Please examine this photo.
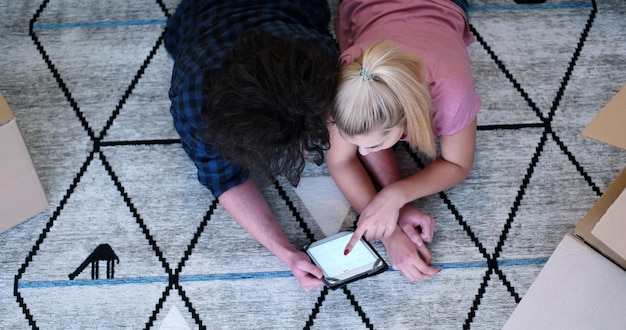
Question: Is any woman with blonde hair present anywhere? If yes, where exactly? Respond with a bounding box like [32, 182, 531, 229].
[327, 0, 481, 282]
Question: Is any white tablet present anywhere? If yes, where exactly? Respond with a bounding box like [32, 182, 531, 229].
[305, 231, 388, 289]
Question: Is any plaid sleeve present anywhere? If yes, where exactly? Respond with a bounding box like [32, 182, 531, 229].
[169, 75, 248, 198]
[164, 0, 337, 197]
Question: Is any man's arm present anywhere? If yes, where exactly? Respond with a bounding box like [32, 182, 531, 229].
[169, 91, 324, 290]
[218, 178, 324, 291]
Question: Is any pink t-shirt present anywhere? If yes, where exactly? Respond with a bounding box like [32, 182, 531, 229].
[335, 0, 481, 136]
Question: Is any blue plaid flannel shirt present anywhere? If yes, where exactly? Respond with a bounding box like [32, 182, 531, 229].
[165, 0, 338, 198]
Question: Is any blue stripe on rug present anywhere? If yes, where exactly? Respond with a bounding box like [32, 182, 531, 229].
[31, 19, 167, 30]
[29, 2, 593, 31]
[17, 257, 548, 289]
[469, 2, 592, 12]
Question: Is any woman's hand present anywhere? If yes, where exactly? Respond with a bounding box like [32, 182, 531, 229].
[344, 187, 403, 254]
[398, 204, 435, 247]
[381, 227, 440, 281]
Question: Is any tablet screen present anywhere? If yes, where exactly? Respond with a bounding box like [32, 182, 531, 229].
[307, 232, 378, 280]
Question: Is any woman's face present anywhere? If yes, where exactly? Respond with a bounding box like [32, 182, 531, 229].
[340, 124, 405, 156]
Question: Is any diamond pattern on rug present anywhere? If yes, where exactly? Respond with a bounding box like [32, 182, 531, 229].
[16, 155, 169, 329]
[103, 49, 178, 142]
[8, 0, 623, 329]
[101, 144, 212, 265]
[469, 2, 594, 114]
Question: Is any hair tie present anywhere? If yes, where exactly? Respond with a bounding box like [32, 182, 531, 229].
[359, 66, 378, 81]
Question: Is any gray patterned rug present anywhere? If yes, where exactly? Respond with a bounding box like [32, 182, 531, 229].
[1, 0, 626, 329]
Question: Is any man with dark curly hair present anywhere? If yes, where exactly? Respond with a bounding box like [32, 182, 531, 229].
[165, 0, 339, 291]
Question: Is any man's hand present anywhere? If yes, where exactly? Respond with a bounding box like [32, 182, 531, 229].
[289, 251, 325, 291]
[219, 180, 325, 292]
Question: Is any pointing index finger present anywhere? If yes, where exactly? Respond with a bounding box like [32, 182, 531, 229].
[343, 229, 364, 255]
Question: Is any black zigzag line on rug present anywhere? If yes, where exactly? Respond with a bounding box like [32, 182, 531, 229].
[490, 0, 600, 271]
[28, 0, 95, 141]
[468, 25, 546, 124]
[273, 180, 317, 243]
[552, 132, 601, 196]
[274, 180, 326, 325]
[25, 0, 185, 327]
[100, 152, 171, 272]
[169, 200, 219, 330]
[144, 282, 209, 330]
[116, 2, 281, 326]
[463, 268, 491, 330]
[477, 123, 543, 131]
[303, 287, 330, 330]
[493, 266, 520, 302]
[274, 181, 340, 328]
[155, 0, 173, 20]
[464, 22, 546, 308]
[302, 283, 374, 330]
[438, 161, 500, 326]
[462, 2, 599, 328]
[21, 8, 112, 330]
[97, 0, 170, 142]
[442, 188, 506, 327]
[95, 0, 170, 145]
[342, 286, 375, 330]
[542, 0, 601, 197]
[146, 284, 175, 330]
[101, 151, 201, 329]
[469, 0, 600, 197]
[274, 180, 374, 329]
[401, 141, 498, 328]
[549, 4, 601, 197]
[143, 200, 218, 329]
[488, 135, 550, 307]
[174, 281, 207, 330]
[545, 0, 597, 124]
[176, 199, 219, 275]
[400, 141, 500, 329]
[401, 143, 489, 256]
[492, 131, 548, 285]
[98, 31, 167, 141]
[14, 151, 96, 330]
[101, 139, 182, 147]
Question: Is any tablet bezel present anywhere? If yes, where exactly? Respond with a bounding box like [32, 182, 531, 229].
[305, 231, 388, 288]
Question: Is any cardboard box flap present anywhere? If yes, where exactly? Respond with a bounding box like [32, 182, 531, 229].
[0, 91, 49, 233]
[503, 234, 626, 329]
[0, 92, 15, 125]
[591, 186, 626, 259]
[582, 83, 626, 150]
[573, 167, 626, 270]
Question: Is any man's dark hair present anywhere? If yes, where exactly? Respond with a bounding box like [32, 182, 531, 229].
[202, 30, 339, 186]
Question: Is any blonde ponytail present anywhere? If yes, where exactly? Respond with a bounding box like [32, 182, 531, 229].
[333, 41, 435, 156]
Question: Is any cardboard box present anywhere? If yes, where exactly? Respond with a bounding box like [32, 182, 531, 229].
[574, 83, 626, 270]
[503, 235, 626, 329]
[0, 92, 48, 233]
[504, 84, 626, 328]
